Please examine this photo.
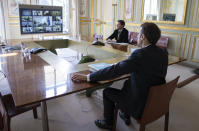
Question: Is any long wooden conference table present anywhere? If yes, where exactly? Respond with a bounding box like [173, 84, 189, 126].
[0, 39, 184, 131]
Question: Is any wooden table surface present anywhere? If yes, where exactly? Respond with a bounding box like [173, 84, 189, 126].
[0, 39, 183, 107]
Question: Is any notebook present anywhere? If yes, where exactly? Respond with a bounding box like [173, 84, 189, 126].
[88, 63, 112, 71]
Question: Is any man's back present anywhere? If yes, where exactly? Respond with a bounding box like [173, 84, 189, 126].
[124, 44, 168, 118]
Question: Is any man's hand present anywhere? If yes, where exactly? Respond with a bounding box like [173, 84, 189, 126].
[71, 73, 87, 83]
[107, 39, 112, 42]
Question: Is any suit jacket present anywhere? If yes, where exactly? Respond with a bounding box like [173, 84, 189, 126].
[107, 28, 129, 43]
[90, 44, 168, 118]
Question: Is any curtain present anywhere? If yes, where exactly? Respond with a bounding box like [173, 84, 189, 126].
[0, 0, 10, 42]
[71, 0, 80, 39]
[0, 0, 6, 41]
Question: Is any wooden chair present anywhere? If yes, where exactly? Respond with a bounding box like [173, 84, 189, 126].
[113, 76, 180, 131]
[0, 93, 40, 131]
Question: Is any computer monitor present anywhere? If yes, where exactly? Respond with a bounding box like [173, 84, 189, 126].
[19, 4, 63, 34]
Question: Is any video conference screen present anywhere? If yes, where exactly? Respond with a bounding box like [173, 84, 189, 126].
[19, 5, 63, 34]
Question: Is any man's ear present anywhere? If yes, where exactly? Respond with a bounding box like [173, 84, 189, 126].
[140, 34, 145, 41]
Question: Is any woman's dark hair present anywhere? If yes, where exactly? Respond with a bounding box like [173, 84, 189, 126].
[141, 22, 161, 45]
[118, 20, 125, 27]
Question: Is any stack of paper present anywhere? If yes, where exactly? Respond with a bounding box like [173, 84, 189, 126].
[88, 63, 112, 71]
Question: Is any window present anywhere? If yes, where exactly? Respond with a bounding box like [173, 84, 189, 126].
[144, 0, 158, 19]
[38, 0, 70, 33]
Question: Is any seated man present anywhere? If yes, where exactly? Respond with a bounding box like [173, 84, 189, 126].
[107, 20, 129, 43]
[71, 22, 168, 130]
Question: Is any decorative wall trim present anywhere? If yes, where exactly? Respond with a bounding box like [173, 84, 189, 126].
[190, 0, 197, 26]
[182, 34, 187, 58]
[80, 22, 90, 41]
[7, 0, 31, 18]
[123, 0, 134, 21]
[162, 32, 183, 57]
[126, 23, 199, 32]
[94, 23, 101, 35]
[186, 34, 192, 59]
[133, 0, 137, 21]
[80, 20, 91, 22]
[190, 35, 199, 63]
[8, 19, 19, 23]
[90, 0, 94, 41]
[94, 0, 102, 21]
[79, 0, 89, 19]
[141, 0, 187, 25]
[103, 0, 113, 23]
[103, 24, 112, 39]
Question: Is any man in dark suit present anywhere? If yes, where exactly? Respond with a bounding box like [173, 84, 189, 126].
[107, 20, 129, 43]
[72, 22, 168, 130]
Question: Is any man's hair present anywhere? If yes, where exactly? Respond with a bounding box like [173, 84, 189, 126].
[118, 20, 125, 27]
[140, 22, 161, 45]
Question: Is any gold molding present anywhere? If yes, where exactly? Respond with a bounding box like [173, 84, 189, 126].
[7, 0, 31, 18]
[190, 0, 197, 26]
[103, 24, 112, 27]
[90, 0, 94, 41]
[95, 0, 102, 21]
[103, 24, 113, 39]
[8, 23, 19, 26]
[8, 19, 19, 23]
[80, 22, 90, 41]
[158, 26, 199, 32]
[80, 20, 91, 22]
[182, 34, 187, 58]
[141, 0, 144, 22]
[95, 19, 106, 24]
[133, 0, 137, 20]
[126, 23, 141, 27]
[94, 23, 102, 35]
[162, 32, 183, 57]
[123, 0, 134, 21]
[80, 0, 89, 19]
[195, 1, 199, 25]
[141, 0, 188, 25]
[103, 0, 113, 22]
[125, 23, 199, 32]
[190, 35, 199, 63]
[186, 34, 192, 59]
[104, 20, 112, 23]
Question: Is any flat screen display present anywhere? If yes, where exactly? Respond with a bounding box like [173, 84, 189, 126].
[19, 5, 63, 34]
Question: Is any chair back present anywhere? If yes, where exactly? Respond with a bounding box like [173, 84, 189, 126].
[128, 32, 169, 49]
[93, 34, 103, 41]
[140, 76, 180, 124]
[0, 93, 8, 117]
[156, 36, 169, 49]
[128, 32, 138, 44]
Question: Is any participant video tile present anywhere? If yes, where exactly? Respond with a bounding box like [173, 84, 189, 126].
[32, 10, 43, 16]
[22, 10, 32, 16]
[22, 27, 33, 33]
[51, 11, 61, 16]
[21, 22, 33, 27]
[45, 27, 52, 32]
[53, 26, 62, 32]
[33, 16, 52, 27]
[34, 27, 44, 32]
[43, 10, 50, 16]
[21, 16, 32, 22]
